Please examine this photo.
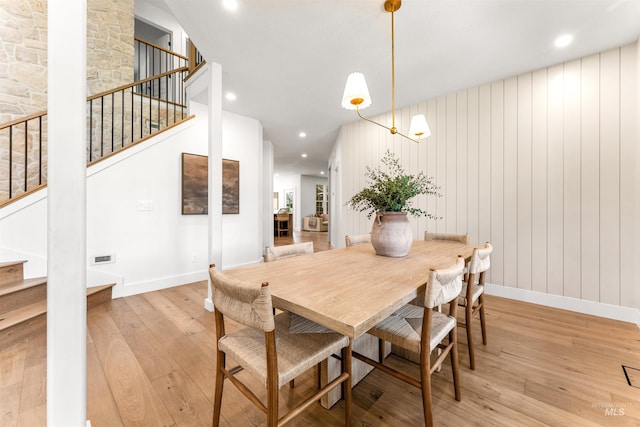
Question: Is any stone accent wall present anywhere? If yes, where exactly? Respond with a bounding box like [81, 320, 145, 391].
[0, 0, 134, 121]
[0, 0, 48, 124]
[87, 0, 134, 95]
[0, 0, 135, 202]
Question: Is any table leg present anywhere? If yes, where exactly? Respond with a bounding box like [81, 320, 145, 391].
[320, 334, 379, 408]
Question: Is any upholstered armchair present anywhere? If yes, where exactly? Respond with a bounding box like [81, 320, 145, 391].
[302, 214, 328, 232]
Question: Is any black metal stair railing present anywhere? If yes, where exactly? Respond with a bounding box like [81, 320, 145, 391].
[0, 112, 47, 201]
[134, 37, 189, 98]
[87, 66, 189, 163]
[0, 67, 189, 206]
[0, 39, 193, 207]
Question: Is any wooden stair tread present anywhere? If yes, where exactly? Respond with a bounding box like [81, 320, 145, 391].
[0, 260, 27, 288]
[87, 283, 115, 296]
[0, 277, 47, 298]
[0, 260, 27, 269]
[0, 300, 47, 330]
[0, 284, 115, 331]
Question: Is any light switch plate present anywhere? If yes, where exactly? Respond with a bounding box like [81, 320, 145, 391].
[137, 200, 153, 211]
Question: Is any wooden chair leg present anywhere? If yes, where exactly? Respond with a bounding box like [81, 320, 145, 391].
[450, 329, 461, 401]
[479, 295, 488, 345]
[419, 352, 433, 426]
[465, 303, 475, 370]
[212, 352, 225, 427]
[267, 379, 279, 427]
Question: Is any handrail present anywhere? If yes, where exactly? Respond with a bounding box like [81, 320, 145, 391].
[0, 37, 196, 205]
[187, 38, 205, 74]
[134, 37, 188, 61]
[0, 111, 47, 132]
[1, 68, 190, 204]
[134, 38, 188, 100]
[88, 67, 188, 101]
[87, 67, 188, 161]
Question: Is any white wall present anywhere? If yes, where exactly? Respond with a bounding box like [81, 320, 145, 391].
[135, 0, 188, 56]
[86, 110, 208, 297]
[300, 175, 328, 218]
[0, 193, 48, 278]
[335, 43, 639, 323]
[637, 39, 640, 316]
[221, 110, 264, 268]
[0, 103, 266, 297]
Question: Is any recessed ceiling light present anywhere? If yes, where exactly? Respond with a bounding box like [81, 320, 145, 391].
[320, 171, 324, 175]
[223, 0, 238, 11]
[301, 153, 307, 158]
[554, 34, 573, 48]
[299, 132, 306, 138]
[225, 92, 237, 101]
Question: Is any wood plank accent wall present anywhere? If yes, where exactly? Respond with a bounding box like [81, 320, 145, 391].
[339, 43, 638, 309]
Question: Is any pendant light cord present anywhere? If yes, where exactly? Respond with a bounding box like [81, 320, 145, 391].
[391, 9, 396, 133]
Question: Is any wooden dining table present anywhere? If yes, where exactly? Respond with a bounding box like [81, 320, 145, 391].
[224, 238, 475, 407]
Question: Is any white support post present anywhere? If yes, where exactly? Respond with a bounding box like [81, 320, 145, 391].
[47, 0, 88, 424]
[206, 62, 223, 311]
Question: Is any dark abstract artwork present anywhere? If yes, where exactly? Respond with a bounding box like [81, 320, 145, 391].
[181, 153, 208, 215]
[222, 159, 239, 214]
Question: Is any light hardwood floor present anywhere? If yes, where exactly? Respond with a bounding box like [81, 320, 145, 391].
[3, 241, 640, 426]
[274, 229, 331, 251]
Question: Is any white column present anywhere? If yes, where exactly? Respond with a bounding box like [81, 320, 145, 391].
[263, 141, 275, 251]
[205, 63, 223, 311]
[47, 0, 87, 425]
[636, 38, 640, 327]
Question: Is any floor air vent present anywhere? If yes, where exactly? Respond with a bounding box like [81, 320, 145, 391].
[622, 365, 640, 388]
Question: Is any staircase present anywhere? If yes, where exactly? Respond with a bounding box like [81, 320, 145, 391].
[0, 260, 113, 351]
[0, 37, 200, 207]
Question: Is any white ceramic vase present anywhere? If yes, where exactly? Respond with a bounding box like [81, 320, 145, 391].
[370, 211, 413, 257]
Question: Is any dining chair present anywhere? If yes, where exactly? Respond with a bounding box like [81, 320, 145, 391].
[353, 256, 465, 426]
[209, 265, 352, 427]
[425, 230, 470, 281]
[264, 241, 316, 388]
[265, 241, 314, 262]
[275, 212, 290, 237]
[458, 242, 492, 370]
[424, 231, 469, 244]
[345, 233, 371, 247]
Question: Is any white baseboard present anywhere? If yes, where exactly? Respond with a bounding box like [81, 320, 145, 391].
[485, 283, 640, 327]
[221, 257, 265, 270]
[112, 270, 209, 298]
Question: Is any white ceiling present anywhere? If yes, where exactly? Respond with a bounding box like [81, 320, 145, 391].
[154, 0, 640, 177]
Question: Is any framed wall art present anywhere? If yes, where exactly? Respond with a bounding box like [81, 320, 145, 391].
[222, 158, 240, 214]
[181, 152, 208, 215]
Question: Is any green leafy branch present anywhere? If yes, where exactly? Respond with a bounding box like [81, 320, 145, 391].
[347, 150, 441, 219]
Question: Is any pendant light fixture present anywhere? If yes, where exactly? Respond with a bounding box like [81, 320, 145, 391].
[341, 0, 430, 142]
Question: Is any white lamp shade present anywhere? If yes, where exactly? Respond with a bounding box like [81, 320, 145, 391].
[341, 72, 372, 110]
[409, 114, 431, 139]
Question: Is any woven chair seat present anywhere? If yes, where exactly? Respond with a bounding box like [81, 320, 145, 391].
[458, 283, 485, 307]
[219, 312, 348, 388]
[367, 304, 456, 355]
